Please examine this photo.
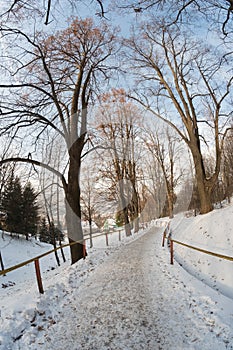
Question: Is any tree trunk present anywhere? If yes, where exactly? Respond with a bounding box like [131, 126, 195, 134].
[65, 200, 85, 264]
[131, 193, 140, 232]
[196, 177, 213, 214]
[89, 219, 93, 248]
[167, 192, 174, 219]
[123, 207, 131, 236]
[53, 239, 60, 266]
[57, 184, 66, 262]
[119, 181, 131, 236]
[190, 141, 213, 214]
[0, 251, 5, 275]
[134, 217, 140, 233]
[65, 145, 86, 264]
[59, 238, 66, 263]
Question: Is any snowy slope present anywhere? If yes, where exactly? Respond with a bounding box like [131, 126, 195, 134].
[171, 203, 233, 299]
[0, 201, 233, 349]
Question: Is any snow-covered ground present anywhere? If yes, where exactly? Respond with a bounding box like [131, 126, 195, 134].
[0, 201, 233, 349]
[171, 203, 233, 300]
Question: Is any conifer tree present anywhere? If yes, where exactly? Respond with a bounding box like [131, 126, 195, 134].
[48, 221, 64, 245]
[21, 183, 39, 240]
[39, 218, 64, 244]
[2, 177, 39, 238]
[38, 217, 50, 243]
[1, 175, 23, 234]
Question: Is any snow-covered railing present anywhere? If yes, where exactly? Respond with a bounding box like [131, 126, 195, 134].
[84, 223, 148, 247]
[84, 227, 126, 247]
[0, 239, 87, 294]
[162, 228, 233, 265]
[0, 226, 125, 278]
[0, 223, 148, 294]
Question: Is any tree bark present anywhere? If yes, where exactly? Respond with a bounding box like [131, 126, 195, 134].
[130, 187, 140, 232]
[189, 139, 213, 214]
[65, 140, 86, 264]
[167, 191, 174, 219]
[119, 181, 131, 236]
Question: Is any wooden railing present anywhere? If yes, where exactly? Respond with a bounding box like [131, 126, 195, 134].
[162, 223, 233, 264]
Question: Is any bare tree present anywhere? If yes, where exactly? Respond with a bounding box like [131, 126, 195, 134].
[222, 127, 233, 202]
[95, 89, 143, 234]
[80, 163, 102, 248]
[114, 0, 233, 35]
[38, 137, 66, 263]
[144, 126, 184, 218]
[126, 23, 233, 214]
[0, 17, 118, 263]
[2, 0, 233, 38]
[0, 0, 107, 25]
[138, 156, 166, 221]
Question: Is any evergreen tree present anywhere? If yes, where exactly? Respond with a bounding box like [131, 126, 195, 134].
[1, 175, 23, 234]
[2, 176, 39, 238]
[48, 222, 64, 245]
[21, 182, 39, 240]
[39, 218, 64, 244]
[38, 217, 50, 243]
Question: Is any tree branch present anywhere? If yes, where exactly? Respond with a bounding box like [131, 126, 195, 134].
[0, 157, 67, 189]
[45, 0, 52, 25]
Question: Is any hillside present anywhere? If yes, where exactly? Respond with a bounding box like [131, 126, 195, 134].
[171, 202, 233, 299]
[0, 201, 233, 349]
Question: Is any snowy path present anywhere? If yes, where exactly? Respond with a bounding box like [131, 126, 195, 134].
[23, 227, 233, 350]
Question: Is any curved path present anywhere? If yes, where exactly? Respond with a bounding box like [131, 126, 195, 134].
[29, 227, 233, 350]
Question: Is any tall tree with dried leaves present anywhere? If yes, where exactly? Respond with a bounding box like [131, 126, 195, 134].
[0, 17, 118, 263]
[126, 24, 233, 214]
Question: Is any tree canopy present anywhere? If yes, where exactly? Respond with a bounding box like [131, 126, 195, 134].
[0, 0, 232, 263]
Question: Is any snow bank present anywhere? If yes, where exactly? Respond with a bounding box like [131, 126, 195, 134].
[170, 203, 233, 299]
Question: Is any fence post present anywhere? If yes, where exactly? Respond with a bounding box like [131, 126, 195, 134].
[83, 239, 86, 259]
[119, 230, 121, 241]
[170, 240, 174, 265]
[34, 259, 44, 294]
[162, 231, 166, 247]
[0, 251, 6, 276]
[105, 230, 109, 246]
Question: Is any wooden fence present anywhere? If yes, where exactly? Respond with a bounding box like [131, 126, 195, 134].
[0, 227, 126, 294]
[162, 224, 233, 264]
